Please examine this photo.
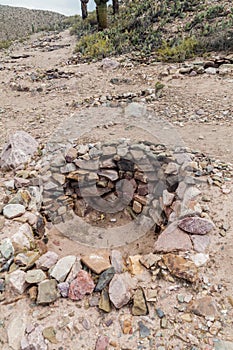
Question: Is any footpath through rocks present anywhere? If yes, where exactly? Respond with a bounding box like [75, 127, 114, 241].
[0, 29, 233, 350]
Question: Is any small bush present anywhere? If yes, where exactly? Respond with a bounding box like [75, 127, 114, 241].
[156, 37, 199, 62]
[75, 32, 114, 59]
[0, 40, 11, 50]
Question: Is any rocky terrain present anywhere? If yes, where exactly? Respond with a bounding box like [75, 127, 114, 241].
[0, 27, 233, 350]
[0, 5, 66, 41]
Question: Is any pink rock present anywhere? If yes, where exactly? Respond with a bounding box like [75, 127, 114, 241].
[178, 216, 214, 235]
[154, 222, 193, 253]
[191, 235, 210, 252]
[36, 251, 59, 270]
[109, 274, 131, 308]
[95, 335, 109, 350]
[68, 270, 95, 300]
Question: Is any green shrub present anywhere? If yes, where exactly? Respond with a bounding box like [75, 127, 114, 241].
[75, 32, 114, 59]
[0, 40, 11, 50]
[157, 37, 199, 62]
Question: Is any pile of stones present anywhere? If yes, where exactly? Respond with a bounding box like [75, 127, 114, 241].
[0, 128, 232, 315]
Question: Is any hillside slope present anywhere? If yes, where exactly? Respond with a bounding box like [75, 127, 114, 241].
[0, 4, 66, 41]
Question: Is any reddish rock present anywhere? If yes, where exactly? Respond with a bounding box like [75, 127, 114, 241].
[178, 216, 214, 235]
[68, 270, 95, 300]
[154, 222, 193, 253]
[162, 254, 198, 283]
[95, 335, 109, 350]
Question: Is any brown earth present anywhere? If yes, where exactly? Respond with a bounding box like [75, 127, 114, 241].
[0, 29, 233, 350]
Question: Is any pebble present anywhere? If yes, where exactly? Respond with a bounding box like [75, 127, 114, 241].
[37, 279, 59, 304]
[132, 288, 148, 316]
[42, 326, 58, 344]
[156, 308, 165, 318]
[3, 204, 26, 219]
[99, 290, 111, 313]
[138, 321, 151, 338]
[109, 274, 131, 308]
[58, 281, 70, 297]
[95, 335, 109, 350]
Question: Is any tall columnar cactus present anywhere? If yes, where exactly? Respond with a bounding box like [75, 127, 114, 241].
[112, 0, 119, 15]
[81, 0, 89, 19]
[94, 0, 109, 30]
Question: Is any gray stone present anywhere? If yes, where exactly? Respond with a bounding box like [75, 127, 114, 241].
[138, 321, 151, 338]
[3, 204, 26, 219]
[0, 238, 14, 259]
[36, 251, 59, 270]
[8, 270, 27, 294]
[205, 67, 217, 75]
[95, 267, 115, 292]
[25, 269, 47, 284]
[37, 279, 59, 304]
[98, 169, 119, 181]
[125, 103, 147, 118]
[50, 255, 76, 282]
[218, 64, 233, 76]
[0, 130, 39, 170]
[109, 274, 131, 308]
[110, 250, 124, 273]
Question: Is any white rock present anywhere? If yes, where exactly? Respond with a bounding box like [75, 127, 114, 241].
[190, 253, 209, 267]
[8, 270, 27, 294]
[109, 274, 131, 308]
[50, 255, 76, 282]
[7, 313, 27, 350]
[3, 204, 26, 219]
[11, 223, 34, 249]
[0, 130, 39, 170]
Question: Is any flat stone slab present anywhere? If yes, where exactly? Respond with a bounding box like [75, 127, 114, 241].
[154, 222, 193, 253]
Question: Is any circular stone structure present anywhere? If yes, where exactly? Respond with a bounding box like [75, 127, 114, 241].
[40, 104, 195, 248]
